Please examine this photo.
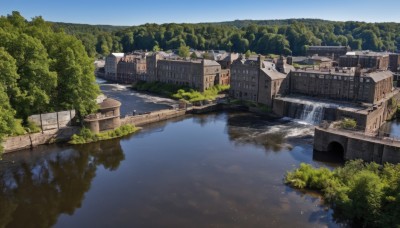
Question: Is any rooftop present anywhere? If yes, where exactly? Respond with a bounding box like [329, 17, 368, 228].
[99, 98, 121, 109]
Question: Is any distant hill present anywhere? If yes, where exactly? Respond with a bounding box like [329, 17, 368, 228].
[51, 22, 129, 34]
[202, 18, 337, 28]
[47, 19, 400, 57]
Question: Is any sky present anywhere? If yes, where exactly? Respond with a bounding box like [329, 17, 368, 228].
[1, 0, 400, 26]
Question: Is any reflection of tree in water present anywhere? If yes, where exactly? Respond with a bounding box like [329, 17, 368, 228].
[192, 113, 217, 127]
[0, 139, 124, 228]
[226, 113, 286, 152]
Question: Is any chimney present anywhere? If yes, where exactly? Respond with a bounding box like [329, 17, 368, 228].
[258, 54, 265, 68]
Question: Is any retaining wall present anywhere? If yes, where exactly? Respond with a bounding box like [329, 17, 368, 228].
[314, 127, 400, 163]
[121, 109, 187, 126]
[3, 127, 80, 153]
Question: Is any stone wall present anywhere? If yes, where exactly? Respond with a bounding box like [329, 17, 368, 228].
[3, 127, 80, 153]
[314, 127, 400, 164]
[28, 110, 76, 131]
[121, 109, 186, 126]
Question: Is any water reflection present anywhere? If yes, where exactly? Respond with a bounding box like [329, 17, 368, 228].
[0, 112, 339, 227]
[0, 140, 124, 228]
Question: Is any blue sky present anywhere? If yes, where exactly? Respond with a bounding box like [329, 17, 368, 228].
[1, 0, 400, 25]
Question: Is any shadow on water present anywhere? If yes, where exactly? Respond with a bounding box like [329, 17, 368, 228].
[312, 143, 345, 165]
[0, 139, 124, 228]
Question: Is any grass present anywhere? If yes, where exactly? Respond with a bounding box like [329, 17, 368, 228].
[340, 118, 357, 130]
[133, 81, 229, 103]
[69, 124, 139, 144]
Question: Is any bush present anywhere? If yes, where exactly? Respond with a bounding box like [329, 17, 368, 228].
[340, 118, 357, 130]
[285, 160, 400, 227]
[24, 120, 41, 133]
[69, 124, 138, 144]
[133, 81, 229, 103]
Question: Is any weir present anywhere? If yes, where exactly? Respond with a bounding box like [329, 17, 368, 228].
[299, 103, 325, 125]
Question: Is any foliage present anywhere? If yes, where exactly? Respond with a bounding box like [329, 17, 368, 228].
[52, 18, 400, 57]
[178, 44, 190, 58]
[133, 81, 229, 103]
[285, 160, 400, 227]
[69, 124, 138, 144]
[24, 120, 41, 133]
[0, 11, 100, 142]
[340, 118, 357, 130]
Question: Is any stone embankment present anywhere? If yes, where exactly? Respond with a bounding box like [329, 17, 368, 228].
[121, 109, 187, 126]
[314, 126, 400, 164]
[3, 127, 80, 153]
[2, 103, 235, 153]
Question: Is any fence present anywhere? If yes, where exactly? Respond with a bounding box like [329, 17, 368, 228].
[28, 110, 76, 131]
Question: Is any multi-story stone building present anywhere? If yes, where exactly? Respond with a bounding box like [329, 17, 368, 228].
[389, 53, 400, 72]
[275, 56, 295, 74]
[287, 67, 393, 104]
[217, 69, 230, 86]
[156, 59, 221, 91]
[116, 55, 146, 83]
[230, 55, 286, 107]
[339, 51, 389, 70]
[307, 46, 350, 60]
[104, 53, 124, 81]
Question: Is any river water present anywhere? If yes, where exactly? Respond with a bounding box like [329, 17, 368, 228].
[0, 82, 342, 228]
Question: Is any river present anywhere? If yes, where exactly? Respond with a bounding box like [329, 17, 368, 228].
[0, 82, 342, 227]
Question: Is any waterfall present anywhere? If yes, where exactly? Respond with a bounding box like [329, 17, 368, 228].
[298, 103, 325, 125]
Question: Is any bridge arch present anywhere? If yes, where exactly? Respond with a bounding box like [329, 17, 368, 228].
[327, 141, 345, 162]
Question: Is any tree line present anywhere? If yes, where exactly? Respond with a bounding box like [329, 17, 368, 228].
[54, 18, 400, 57]
[0, 12, 99, 141]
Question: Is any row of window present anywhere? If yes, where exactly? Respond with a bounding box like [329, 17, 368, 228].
[294, 73, 372, 83]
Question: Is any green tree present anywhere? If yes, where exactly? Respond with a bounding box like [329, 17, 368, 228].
[178, 44, 190, 58]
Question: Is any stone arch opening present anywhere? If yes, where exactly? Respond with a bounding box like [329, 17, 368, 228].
[327, 141, 345, 162]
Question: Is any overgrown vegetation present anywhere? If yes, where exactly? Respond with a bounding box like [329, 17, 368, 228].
[285, 160, 400, 227]
[69, 124, 138, 144]
[0, 12, 100, 141]
[133, 81, 229, 103]
[340, 118, 357, 130]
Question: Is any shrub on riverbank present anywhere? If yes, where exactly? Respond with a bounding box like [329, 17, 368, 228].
[69, 124, 139, 144]
[132, 81, 229, 103]
[285, 160, 400, 227]
[340, 118, 357, 130]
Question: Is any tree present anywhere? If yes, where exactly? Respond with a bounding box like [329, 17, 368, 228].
[178, 44, 190, 58]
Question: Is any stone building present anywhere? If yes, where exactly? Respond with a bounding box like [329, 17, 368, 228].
[275, 56, 295, 74]
[84, 98, 121, 133]
[217, 69, 230, 86]
[105, 53, 124, 81]
[156, 59, 221, 91]
[307, 46, 350, 60]
[389, 53, 400, 72]
[230, 55, 286, 107]
[286, 67, 393, 104]
[116, 55, 146, 83]
[213, 52, 239, 69]
[339, 51, 389, 70]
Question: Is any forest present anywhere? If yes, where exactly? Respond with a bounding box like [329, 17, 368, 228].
[53, 18, 400, 58]
[0, 12, 99, 144]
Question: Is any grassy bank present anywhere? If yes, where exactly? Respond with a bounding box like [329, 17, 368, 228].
[69, 124, 139, 144]
[132, 81, 229, 103]
[285, 160, 400, 227]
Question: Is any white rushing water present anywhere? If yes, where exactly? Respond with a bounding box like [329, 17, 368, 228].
[299, 103, 325, 125]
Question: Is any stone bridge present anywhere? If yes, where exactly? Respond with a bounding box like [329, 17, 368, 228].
[314, 127, 400, 164]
